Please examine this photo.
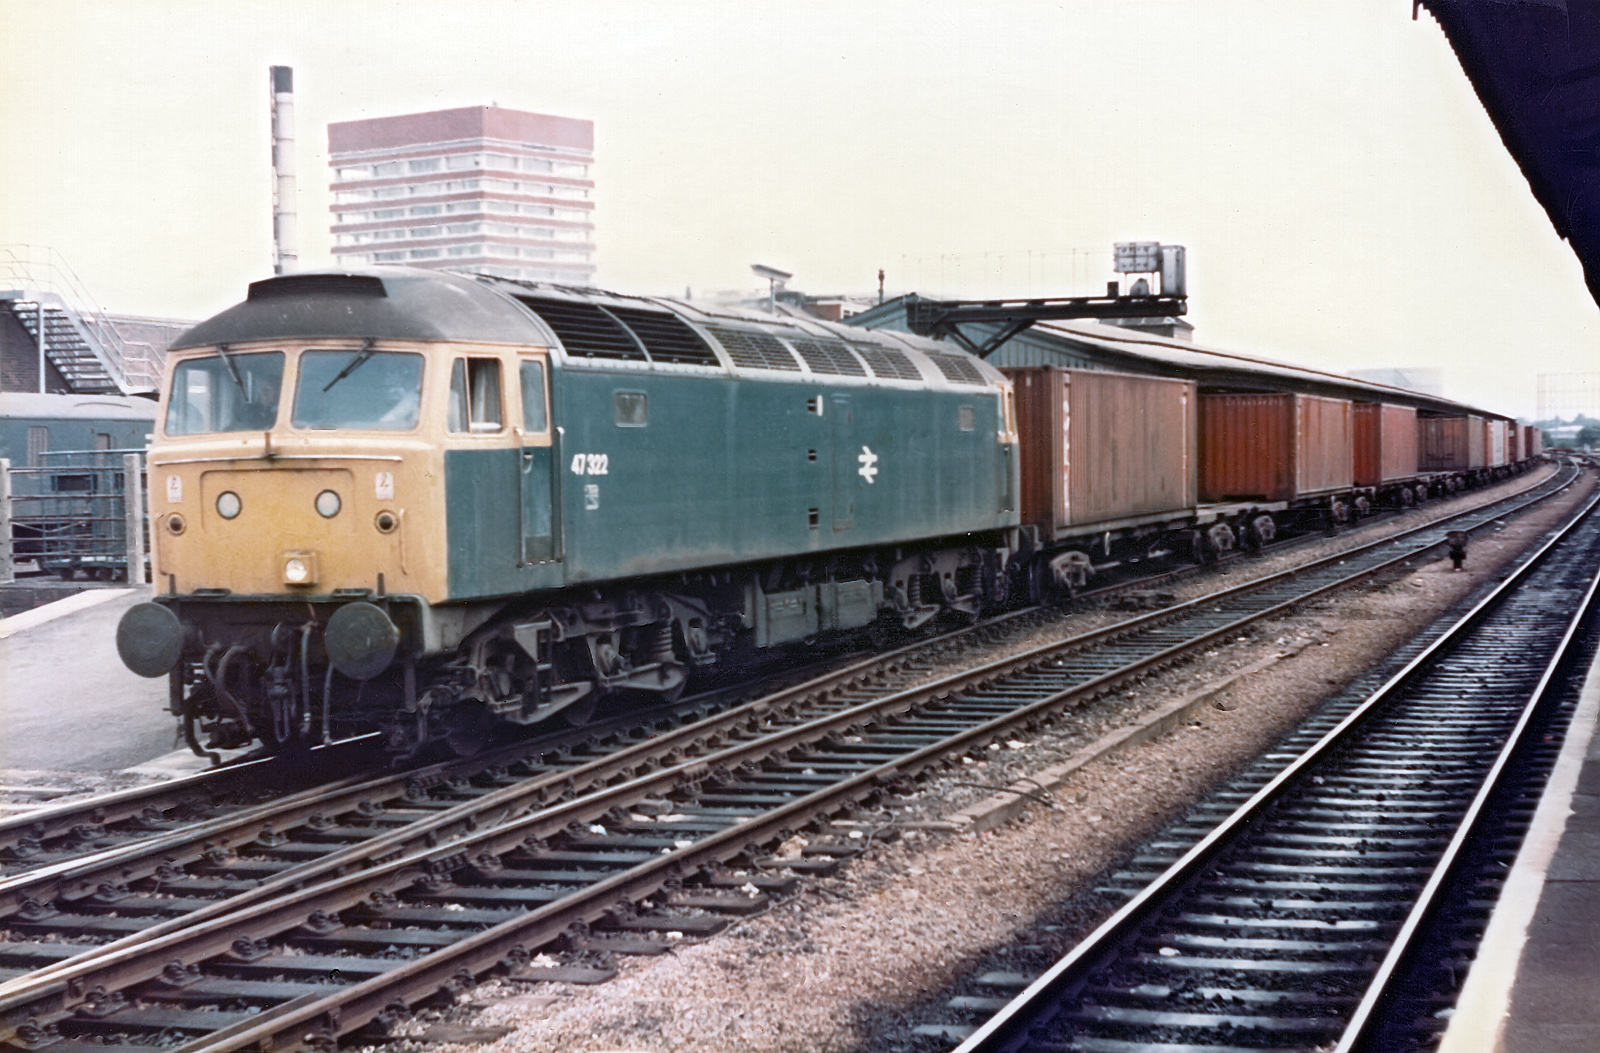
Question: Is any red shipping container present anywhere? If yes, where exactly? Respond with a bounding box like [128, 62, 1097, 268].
[1199, 394, 1353, 502]
[1003, 366, 1196, 539]
[1353, 403, 1418, 486]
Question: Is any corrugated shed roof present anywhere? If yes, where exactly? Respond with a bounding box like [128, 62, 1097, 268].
[849, 294, 1510, 420]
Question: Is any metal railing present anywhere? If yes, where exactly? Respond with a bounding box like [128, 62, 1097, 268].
[0, 451, 147, 584]
[0, 245, 163, 393]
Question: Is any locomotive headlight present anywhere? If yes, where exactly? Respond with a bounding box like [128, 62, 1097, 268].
[282, 552, 318, 586]
[216, 491, 242, 520]
[166, 514, 186, 536]
[314, 490, 342, 518]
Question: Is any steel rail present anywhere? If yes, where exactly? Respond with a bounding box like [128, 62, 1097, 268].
[0, 474, 1579, 1049]
[0, 462, 1560, 875]
[1, 462, 1571, 999]
[0, 738, 377, 863]
[1332, 522, 1600, 1051]
[3, 467, 1561, 908]
[951, 484, 1600, 1053]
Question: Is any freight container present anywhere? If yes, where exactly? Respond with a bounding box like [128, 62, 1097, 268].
[1002, 366, 1196, 539]
[1507, 422, 1522, 463]
[1526, 424, 1544, 459]
[1418, 415, 1486, 471]
[1198, 393, 1353, 502]
[1352, 403, 1418, 486]
[1486, 420, 1507, 467]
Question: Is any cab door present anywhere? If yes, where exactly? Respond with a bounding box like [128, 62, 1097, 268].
[517, 356, 560, 564]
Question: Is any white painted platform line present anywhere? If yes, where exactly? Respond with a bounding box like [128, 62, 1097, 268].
[1435, 638, 1600, 1053]
[0, 588, 135, 639]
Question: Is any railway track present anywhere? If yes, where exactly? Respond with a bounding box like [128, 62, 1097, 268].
[948, 482, 1600, 1052]
[0, 468, 1578, 1050]
[0, 463, 1561, 870]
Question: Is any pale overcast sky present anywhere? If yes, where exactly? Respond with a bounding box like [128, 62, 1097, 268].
[1, 0, 1595, 418]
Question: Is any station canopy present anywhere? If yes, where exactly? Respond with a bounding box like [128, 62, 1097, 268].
[1420, 0, 1600, 308]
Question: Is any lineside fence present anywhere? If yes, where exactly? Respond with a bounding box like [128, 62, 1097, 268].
[0, 451, 147, 585]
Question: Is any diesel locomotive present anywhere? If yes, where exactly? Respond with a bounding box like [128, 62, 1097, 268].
[117, 269, 1021, 758]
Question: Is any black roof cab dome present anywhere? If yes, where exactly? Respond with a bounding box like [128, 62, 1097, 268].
[171, 268, 556, 350]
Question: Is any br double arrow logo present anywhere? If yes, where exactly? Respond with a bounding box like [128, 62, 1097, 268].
[857, 445, 879, 484]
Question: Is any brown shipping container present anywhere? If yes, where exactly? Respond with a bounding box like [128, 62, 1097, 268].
[1352, 403, 1418, 486]
[1527, 425, 1544, 458]
[1418, 415, 1487, 471]
[1199, 394, 1353, 502]
[1508, 423, 1522, 462]
[1003, 366, 1196, 539]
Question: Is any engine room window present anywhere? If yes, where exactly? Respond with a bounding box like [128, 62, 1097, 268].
[520, 360, 548, 432]
[292, 349, 424, 431]
[164, 351, 284, 435]
[614, 391, 647, 427]
[959, 405, 976, 431]
[448, 357, 504, 433]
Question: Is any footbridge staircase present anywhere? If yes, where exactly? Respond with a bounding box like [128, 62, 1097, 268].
[0, 246, 163, 395]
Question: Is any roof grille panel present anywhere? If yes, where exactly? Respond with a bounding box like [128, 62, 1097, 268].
[706, 326, 801, 372]
[927, 353, 987, 386]
[515, 296, 645, 360]
[850, 343, 922, 382]
[788, 338, 867, 377]
[606, 307, 719, 366]
[249, 275, 386, 300]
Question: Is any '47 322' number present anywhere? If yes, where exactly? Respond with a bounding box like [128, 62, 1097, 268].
[570, 453, 609, 475]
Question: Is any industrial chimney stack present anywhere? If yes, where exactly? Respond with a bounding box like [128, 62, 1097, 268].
[270, 66, 298, 274]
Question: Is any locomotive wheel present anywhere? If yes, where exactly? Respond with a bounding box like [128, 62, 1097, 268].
[558, 694, 600, 727]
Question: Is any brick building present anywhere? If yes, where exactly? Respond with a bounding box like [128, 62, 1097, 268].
[328, 106, 595, 284]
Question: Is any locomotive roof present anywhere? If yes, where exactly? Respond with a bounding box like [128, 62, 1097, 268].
[0, 391, 158, 421]
[172, 269, 1006, 393]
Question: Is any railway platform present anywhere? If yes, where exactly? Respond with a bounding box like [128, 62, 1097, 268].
[0, 586, 180, 772]
[1439, 632, 1600, 1052]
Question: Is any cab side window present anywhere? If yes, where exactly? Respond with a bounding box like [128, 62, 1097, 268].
[519, 360, 548, 432]
[448, 358, 504, 433]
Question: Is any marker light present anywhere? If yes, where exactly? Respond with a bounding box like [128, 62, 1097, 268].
[166, 514, 186, 535]
[216, 491, 242, 519]
[283, 555, 315, 586]
[315, 490, 342, 518]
